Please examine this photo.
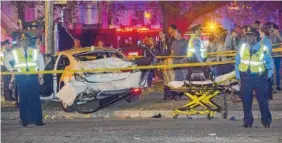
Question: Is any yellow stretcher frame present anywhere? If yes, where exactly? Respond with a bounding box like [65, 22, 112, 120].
[168, 73, 236, 120]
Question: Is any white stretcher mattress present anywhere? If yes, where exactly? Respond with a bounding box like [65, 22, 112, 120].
[167, 71, 235, 88]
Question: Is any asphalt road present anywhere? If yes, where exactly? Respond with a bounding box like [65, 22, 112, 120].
[2, 118, 282, 143]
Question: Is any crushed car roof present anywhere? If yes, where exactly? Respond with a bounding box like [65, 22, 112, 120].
[56, 47, 116, 55]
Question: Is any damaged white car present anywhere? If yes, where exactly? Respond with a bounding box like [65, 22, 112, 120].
[40, 46, 155, 113]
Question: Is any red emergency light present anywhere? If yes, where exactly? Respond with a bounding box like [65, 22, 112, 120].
[137, 27, 149, 32]
[116, 28, 133, 32]
[116, 27, 150, 33]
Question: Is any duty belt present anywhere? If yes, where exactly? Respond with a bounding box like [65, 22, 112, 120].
[240, 71, 266, 78]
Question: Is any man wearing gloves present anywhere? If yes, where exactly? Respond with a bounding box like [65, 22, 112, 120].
[235, 26, 273, 128]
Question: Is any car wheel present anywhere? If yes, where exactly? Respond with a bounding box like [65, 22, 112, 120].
[125, 95, 140, 103]
[61, 101, 75, 112]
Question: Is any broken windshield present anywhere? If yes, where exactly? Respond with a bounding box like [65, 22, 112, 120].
[73, 50, 127, 62]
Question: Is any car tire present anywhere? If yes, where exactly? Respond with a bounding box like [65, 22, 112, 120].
[61, 101, 75, 112]
[125, 95, 140, 103]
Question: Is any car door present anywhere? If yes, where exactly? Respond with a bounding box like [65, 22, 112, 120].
[56, 54, 71, 91]
[40, 55, 59, 100]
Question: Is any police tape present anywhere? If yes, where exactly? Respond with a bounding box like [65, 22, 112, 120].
[128, 47, 282, 59]
[1, 46, 281, 76]
[0, 60, 235, 75]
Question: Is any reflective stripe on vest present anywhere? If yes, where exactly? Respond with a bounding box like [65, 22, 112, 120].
[238, 43, 266, 73]
[12, 48, 39, 72]
[187, 35, 207, 59]
[0, 51, 4, 65]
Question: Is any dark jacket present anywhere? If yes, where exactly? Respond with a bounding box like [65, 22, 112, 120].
[156, 40, 170, 56]
[166, 36, 175, 55]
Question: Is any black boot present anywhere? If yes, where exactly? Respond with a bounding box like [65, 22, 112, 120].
[36, 122, 45, 126]
[22, 121, 28, 127]
[242, 124, 252, 128]
[263, 124, 270, 128]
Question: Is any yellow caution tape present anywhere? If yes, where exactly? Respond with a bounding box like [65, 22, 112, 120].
[1, 46, 281, 76]
[127, 46, 282, 59]
[0, 61, 235, 75]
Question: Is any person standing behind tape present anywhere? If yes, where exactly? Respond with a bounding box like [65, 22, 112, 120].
[165, 24, 178, 82]
[4, 36, 45, 127]
[169, 29, 188, 101]
[259, 25, 273, 100]
[1, 39, 14, 101]
[157, 31, 174, 85]
[269, 23, 282, 91]
[171, 29, 188, 81]
[235, 26, 273, 128]
[186, 24, 208, 79]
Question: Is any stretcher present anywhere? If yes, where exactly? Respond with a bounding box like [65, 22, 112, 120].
[165, 68, 237, 119]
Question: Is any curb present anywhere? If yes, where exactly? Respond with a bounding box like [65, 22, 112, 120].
[2, 110, 282, 120]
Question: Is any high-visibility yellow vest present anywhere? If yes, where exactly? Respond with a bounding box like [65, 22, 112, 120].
[12, 48, 39, 72]
[0, 50, 4, 65]
[187, 35, 207, 59]
[238, 43, 268, 73]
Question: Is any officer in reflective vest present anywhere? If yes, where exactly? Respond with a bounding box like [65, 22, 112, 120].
[187, 24, 207, 62]
[4, 36, 45, 126]
[1, 39, 15, 101]
[235, 26, 273, 128]
[186, 24, 208, 80]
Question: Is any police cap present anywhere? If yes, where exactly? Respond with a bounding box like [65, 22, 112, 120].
[245, 26, 257, 36]
[190, 24, 203, 32]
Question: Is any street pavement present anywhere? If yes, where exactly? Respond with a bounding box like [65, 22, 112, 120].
[1, 89, 282, 120]
[2, 118, 282, 143]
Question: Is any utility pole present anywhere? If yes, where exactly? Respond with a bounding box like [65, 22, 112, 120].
[44, 1, 54, 54]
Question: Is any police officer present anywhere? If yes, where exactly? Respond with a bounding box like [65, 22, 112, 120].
[187, 24, 207, 63]
[4, 36, 45, 126]
[235, 26, 273, 128]
[186, 24, 208, 79]
[1, 39, 14, 101]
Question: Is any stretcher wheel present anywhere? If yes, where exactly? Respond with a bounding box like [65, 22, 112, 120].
[207, 112, 214, 120]
[173, 114, 179, 119]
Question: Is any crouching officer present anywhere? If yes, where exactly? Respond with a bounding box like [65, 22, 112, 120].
[235, 26, 273, 128]
[4, 36, 45, 126]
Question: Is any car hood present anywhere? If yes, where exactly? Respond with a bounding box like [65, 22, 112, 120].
[79, 58, 134, 69]
[76, 58, 137, 82]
